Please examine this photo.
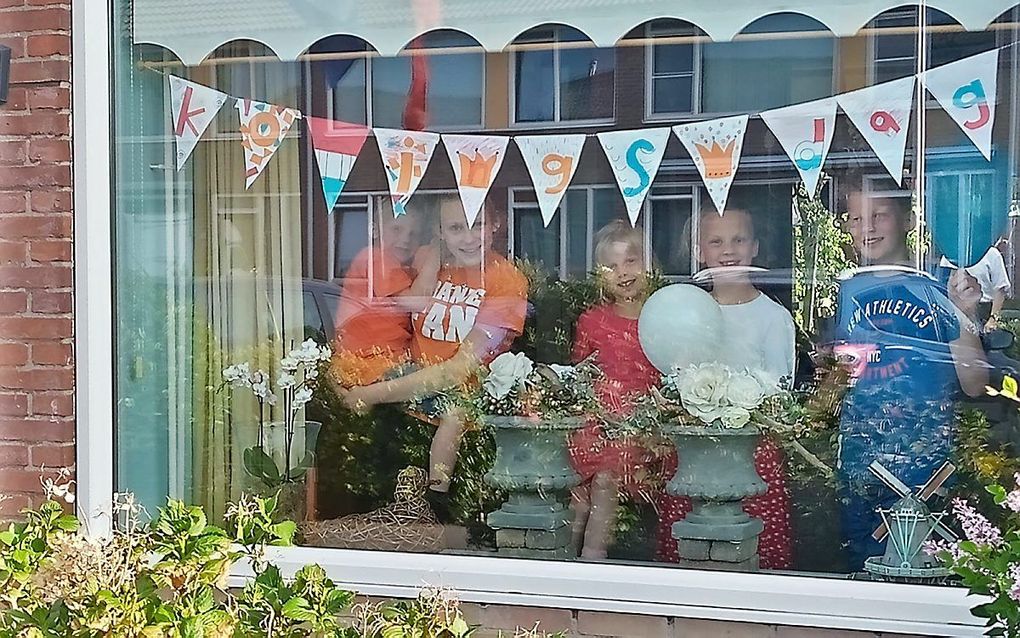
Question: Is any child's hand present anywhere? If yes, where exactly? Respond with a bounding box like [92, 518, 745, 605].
[338, 385, 373, 415]
[948, 269, 981, 319]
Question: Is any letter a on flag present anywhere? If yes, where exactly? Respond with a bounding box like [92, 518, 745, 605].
[922, 49, 999, 160]
[168, 75, 228, 170]
[236, 99, 300, 189]
[760, 97, 837, 198]
[306, 117, 369, 212]
[515, 134, 586, 227]
[442, 134, 509, 227]
[837, 76, 915, 185]
[596, 128, 670, 226]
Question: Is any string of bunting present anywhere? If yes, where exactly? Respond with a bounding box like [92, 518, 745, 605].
[167, 47, 1000, 227]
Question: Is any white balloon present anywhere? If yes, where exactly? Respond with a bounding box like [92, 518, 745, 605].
[638, 284, 724, 373]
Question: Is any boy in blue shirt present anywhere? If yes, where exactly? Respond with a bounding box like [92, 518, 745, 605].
[831, 192, 988, 569]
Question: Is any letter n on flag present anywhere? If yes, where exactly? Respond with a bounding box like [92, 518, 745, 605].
[306, 117, 369, 212]
[168, 75, 228, 170]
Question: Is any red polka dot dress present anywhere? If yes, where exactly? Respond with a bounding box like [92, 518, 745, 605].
[655, 437, 793, 569]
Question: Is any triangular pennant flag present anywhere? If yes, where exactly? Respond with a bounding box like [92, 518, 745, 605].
[596, 128, 670, 226]
[922, 48, 999, 160]
[837, 76, 915, 185]
[442, 134, 509, 227]
[760, 97, 837, 197]
[673, 115, 749, 214]
[236, 99, 300, 189]
[306, 117, 369, 212]
[168, 75, 228, 170]
[374, 128, 441, 217]
[515, 134, 586, 227]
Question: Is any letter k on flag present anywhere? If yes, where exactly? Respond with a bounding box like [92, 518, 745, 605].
[169, 75, 229, 170]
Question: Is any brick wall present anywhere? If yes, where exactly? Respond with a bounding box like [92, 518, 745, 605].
[0, 0, 74, 518]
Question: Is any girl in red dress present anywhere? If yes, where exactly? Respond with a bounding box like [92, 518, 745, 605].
[569, 221, 665, 559]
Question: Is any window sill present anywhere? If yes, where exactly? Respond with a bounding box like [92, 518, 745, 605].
[236, 545, 986, 637]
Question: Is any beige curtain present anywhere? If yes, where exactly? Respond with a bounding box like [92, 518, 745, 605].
[189, 60, 304, 520]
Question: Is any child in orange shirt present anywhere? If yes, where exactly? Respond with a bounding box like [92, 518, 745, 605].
[338, 197, 528, 521]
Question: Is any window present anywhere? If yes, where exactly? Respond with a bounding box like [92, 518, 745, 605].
[645, 21, 698, 118]
[328, 31, 485, 128]
[868, 8, 999, 85]
[513, 26, 616, 124]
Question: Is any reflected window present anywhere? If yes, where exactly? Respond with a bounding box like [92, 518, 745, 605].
[646, 21, 698, 117]
[514, 26, 616, 124]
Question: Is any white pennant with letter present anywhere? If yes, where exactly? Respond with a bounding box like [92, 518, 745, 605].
[837, 76, 915, 185]
[673, 115, 748, 214]
[515, 135, 585, 227]
[442, 134, 509, 227]
[306, 117, 369, 212]
[922, 48, 999, 160]
[168, 75, 228, 170]
[374, 128, 441, 217]
[760, 97, 836, 197]
[236, 99, 300, 189]
[596, 128, 670, 226]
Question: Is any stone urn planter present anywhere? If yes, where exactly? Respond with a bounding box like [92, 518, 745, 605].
[241, 420, 322, 523]
[662, 423, 767, 570]
[483, 415, 584, 559]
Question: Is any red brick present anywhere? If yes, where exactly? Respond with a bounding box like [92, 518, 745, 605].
[0, 35, 24, 58]
[0, 0, 27, 9]
[0, 443, 29, 466]
[0, 140, 27, 165]
[0, 316, 71, 339]
[0, 8, 70, 35]
[0, 264, 71, 288]
[0, 468, 65, 494]
[29, 290, 70, 313]
[0, 392, 28, 416]
[28, 190, 70, 213]
[0, 241, 27, 265]
[1, 86, 27, 110]
[24, 0, 70, 5]
[0, 418, 73, 442]
[0, 193, 27, 214]
[0, 164, 70, 188]
[480, 605, 574, 634]
[25, 85, 69, 110]
[25, 33, 68, 57]
[27, 138, 69, 163]
[0, 367, 73, 390]
[30, 341, 69, 365]
[29, 239, 70, 262]
[0, 112, 70, 136]
[0, 494, 32, 520]
[28, 443, 72, 468]
[0, 215, 71, 239]
[30, 391, 71, 416]
[577, 611, 669, 638]
[0, 291, 28, 314]
[9, 59, 69, 84]
[0, 343, 29, 365]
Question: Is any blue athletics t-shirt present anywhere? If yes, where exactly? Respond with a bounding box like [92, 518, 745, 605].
[833, 268, 961, 489]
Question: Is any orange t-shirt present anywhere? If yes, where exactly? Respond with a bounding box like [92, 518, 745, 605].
[333, 247, 415, 385]
[411, 256, 528, 366]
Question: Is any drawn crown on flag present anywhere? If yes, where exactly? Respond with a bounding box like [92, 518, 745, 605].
[458, 150, 499, 188]
[694, 140, 736, 179]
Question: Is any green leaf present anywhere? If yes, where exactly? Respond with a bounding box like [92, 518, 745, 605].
[269, 521, 297, 546]
[449, 615, 471, 637]
[281, 596, 317, 622]
[243, 446, 282, 487]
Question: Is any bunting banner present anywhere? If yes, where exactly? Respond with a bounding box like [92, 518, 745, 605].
[515, 134, 586, 227]
[168, 75, 228, 170]
[596, 128, 670, 226]
[760, 97, 837, 197]
[236, 99, 300, 189]
[374, 128, 441, 217]
[673, 115, 749, 214]
[837, 76, 915, 185]
[442, 134, 509, 227]
[306, 117, 369, 212]
[922, 48, 999, 160]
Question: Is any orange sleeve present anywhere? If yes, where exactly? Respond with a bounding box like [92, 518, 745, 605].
[369, 250, 413, 298]
[476, 262, 528, 336]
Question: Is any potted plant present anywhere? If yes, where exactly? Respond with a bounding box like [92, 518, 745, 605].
[458, 352, 601, 558]
[223, 338, 332, 522]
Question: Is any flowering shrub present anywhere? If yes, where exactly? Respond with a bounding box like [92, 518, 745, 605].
[661, 362, 776, 429]
[927, 475, 1020, 636]
[458, 352, 601, 422]
[223, 339, 332, 486]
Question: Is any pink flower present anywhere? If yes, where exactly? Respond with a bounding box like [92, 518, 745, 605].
[1009, 564, 1020, 603]
[923, 538, 962, 562]
[952, 498, 1004, 548]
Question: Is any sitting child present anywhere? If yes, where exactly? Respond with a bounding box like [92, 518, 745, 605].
[569, 220, 666, 559]
[656, 205, 795, 569]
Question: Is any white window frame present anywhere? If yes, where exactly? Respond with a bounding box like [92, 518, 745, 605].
[326, 37, 487, 132]
[509, 26, 616, 129]
[643, 23, 701, 121]
[76, 0, 987, 633]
